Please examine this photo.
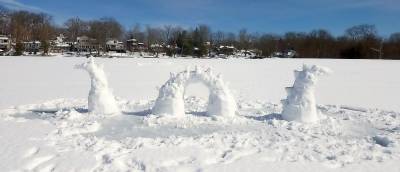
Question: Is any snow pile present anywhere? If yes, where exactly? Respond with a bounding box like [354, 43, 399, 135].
[152, 66, 237, 117]
[75, 58, 119, 115]
[281, 65, 331, 123]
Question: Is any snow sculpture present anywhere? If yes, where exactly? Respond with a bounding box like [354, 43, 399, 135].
[152, 66, 237, 117]
[281, 65, 331, 123]
[75, 58, 119, 115]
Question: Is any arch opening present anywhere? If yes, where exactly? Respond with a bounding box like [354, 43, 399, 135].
[152, 67, 237, 118]
[184, 80, 210, 115]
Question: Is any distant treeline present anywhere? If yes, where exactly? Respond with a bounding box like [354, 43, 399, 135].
[0, 6, 399, 59]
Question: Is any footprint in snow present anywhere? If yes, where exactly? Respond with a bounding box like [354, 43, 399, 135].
[38, 164, 56, 172]
[24, 155, 54, 171]
[24, 147, 40, 158]
[220, 149, 258, 164]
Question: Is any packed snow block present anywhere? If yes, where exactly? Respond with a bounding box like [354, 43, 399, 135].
[281, 65, 331, 123]
[206, 77, 237, 117]
[152, 73, 186, 117]
[75, 58, 119, 115]
[152, 66, 237, 117]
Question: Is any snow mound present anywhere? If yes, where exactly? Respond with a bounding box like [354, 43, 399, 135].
[75, 58, 120, 115]
[282, 65, 331, 123]
[152, 66, 237, 117]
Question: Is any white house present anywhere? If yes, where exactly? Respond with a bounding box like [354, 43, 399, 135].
[0, 35, 10, 52]
[106, 39, 124, 52]
[51, 34, 71, 53]
[77, 36, 97, 52]
[23, 41, 41, 54]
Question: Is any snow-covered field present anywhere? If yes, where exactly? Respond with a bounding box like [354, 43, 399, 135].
[0, 56, 399, 172]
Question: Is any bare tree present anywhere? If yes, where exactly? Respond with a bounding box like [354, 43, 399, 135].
[255, 33, 279, 56]
[342, 24, 381, 58]
[127, 23, 145, 42]
[87, 17, 124, 53]
[146, 26, 163, 45]
[162, 25, 172, 44]
[384, 32, 400, 59]
[101, 17, 124, 40]
[0, 6, 10, 35]
[10, 11, 30, 40]
[168, 26, 182, 45]
[198, 24, 211, 42]
[307, 29, 335, 58]
[225, 32, 236, 46]
[10, 11, 35, 55]
[389, 32, 400, 43]
[145, 25, 163, 56]
[212, 31, 225, 46]
[36, 13, 54, 55]
[64, 17, 88, 41]
[345, 24, 378, 41]
[238, 28, 250, 51]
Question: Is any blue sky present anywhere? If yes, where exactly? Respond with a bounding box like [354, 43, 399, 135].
[1, 0, 399, 36]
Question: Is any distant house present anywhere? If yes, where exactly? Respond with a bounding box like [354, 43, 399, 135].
[0, 35, 11, 53]
[150, 43, 163, 51]
[149, 43, 165, 57]
[165, 44, 179, 57]
[51, 34, 71, 53]
[106, 39, 125, 52]
[126, 39, 137, 52]
[126, 39, 146, 52]
[77, 36, 97, 52]
[137, 42, 146, 51]
[23, 41, 41, 54]
[218, 45, 236, 56]
[271, 50, 297, 58]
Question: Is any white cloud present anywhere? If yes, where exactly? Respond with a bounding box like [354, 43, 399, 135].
[0, 0, 43, 12]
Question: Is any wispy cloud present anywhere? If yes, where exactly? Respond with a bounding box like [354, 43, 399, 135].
[0, 0, 43, 12]
[351, 0, 400, 10]
[310, 0, 400, 11]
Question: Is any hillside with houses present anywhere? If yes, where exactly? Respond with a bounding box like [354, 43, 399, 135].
[1, 6, 400, 59]
[0, 32, 266, 58]
[0, 28, 270, 58]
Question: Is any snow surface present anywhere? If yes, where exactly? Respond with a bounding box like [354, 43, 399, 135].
[0, 56, 400, 172]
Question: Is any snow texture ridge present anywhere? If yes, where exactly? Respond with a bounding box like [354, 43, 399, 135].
[75, 58, 120, 115]
[281, 65, 331, 123]
[152, 66, 237, 117]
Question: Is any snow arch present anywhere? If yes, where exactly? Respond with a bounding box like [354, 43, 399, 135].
[281, 65, 331, 123]
[75, 58, 120, 115]
[152, 67, 237, 117]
